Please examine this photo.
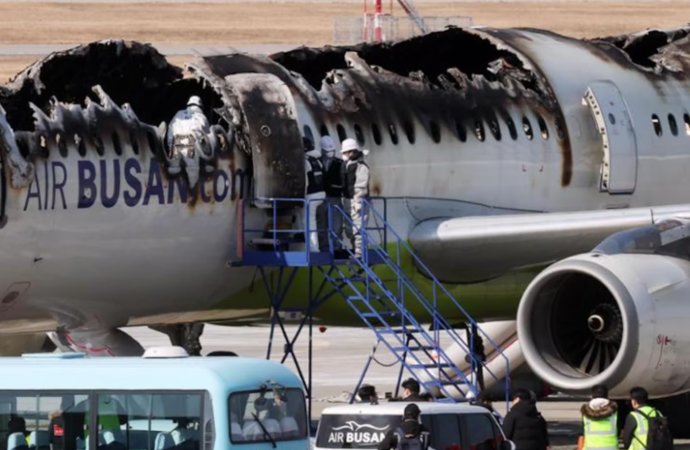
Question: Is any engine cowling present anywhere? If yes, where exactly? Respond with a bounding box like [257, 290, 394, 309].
[517, 252, 690, 399]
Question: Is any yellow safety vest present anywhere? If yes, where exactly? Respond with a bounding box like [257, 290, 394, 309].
[629, 406, 660, 450]
[583, 413, 618, 450]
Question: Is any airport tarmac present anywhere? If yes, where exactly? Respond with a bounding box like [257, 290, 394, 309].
[127, 325, 580, 442]
[126, 324, 690, 449]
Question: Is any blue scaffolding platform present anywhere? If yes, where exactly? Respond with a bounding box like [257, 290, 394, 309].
[230, 197, 510, 423]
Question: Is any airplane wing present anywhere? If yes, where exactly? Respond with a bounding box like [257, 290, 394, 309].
[409, 203, 690, 283]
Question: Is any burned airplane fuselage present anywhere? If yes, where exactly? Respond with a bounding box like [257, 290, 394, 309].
[1, 26, 690, 347]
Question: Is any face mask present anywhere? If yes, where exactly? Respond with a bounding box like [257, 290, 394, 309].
[322, 150, 334, 158]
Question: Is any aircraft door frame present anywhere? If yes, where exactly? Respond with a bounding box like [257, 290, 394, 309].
[583, 80, 638, 195]
[0, 152, 5, 227]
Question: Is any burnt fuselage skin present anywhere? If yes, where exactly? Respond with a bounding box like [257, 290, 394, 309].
[0, 27, 689, 337]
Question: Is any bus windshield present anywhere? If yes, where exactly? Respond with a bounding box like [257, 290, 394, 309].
[228, 388, 307, 444]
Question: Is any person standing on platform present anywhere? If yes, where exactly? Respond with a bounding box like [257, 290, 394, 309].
[304, 136, 326, 251]
[318, 135, 345, 254]
[340, 138, 370, 258]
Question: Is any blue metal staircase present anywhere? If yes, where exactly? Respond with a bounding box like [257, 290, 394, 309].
[231, 197, 510, 409]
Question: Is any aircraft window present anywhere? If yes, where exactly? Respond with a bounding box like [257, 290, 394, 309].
[303, 125, 315, 144]
[430, 120, 441, 143]
[488, 114, 501, 141]
[456, 119, 467, 142]
[337, 124, 347, 143]
[523, 117, 534, 140]
[684, 114, 690, 136]
[608, 113, 616, 125]
[388, 123, 399, 145]
[147, 132, 158, 155]
[504, 115, 518, 140]
[474, 118, 485, 142]
[112, 132, 122, 156]
[372, 123, 382, 145]
[94, 135, 105, 156]
[652, 114, 663, 136]
[74, 135, 86, 157]
[554, 117, 566, 140]
[403, 121, 415, 144]
[56, 133, 67, 158]
[354, 124, 365, 145]
[129, 131, 139, 155]
[537, 115, 549, 139]
[668, 114, 678, 136]
[320, 124, 329, 136]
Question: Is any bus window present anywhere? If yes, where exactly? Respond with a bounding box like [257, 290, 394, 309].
[96, 393, 203, 450]
[0, 394, 89, 450]
[228, 388, 307, 444]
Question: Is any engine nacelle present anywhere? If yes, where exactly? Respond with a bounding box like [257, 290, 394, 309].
[517, 252, 690, 399]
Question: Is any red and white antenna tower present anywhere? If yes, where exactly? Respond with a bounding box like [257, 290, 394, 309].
[363, 0, 428, 42]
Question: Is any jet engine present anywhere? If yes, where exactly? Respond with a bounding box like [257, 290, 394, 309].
[517, 252, 690, 398]
[517, 219, 690, 399]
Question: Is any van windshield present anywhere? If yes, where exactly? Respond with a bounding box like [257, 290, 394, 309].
[316, 414, 403, 449]
[228, 388, 307, 444]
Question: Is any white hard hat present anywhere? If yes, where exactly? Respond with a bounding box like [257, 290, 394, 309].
[320, 135, 336, 152]
[340, 138, 359, 154]
[188, 96, 203, 108]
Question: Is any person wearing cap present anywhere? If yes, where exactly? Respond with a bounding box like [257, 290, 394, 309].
[165, 96, 211, 186]
[318, 135, 345, 253]
[340, 138, 370, 258]
[304, 136, 326, 251]
[378, 404, 430, 450]
[401, 378, 426, 402]
[166, 95, 210, 159]
[358, 384, 379, 404]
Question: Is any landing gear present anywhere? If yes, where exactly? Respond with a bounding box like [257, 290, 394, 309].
[48, 328, 144, 356]
[150, 323, 205, 356]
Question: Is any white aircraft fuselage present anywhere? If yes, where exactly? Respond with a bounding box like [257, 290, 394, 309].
[0, 26, 689, 348]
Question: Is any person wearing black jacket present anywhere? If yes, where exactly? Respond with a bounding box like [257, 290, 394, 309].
[377, 404, 430, 450]
[502, 389, 549, 450]
[400, 378, 427, 402]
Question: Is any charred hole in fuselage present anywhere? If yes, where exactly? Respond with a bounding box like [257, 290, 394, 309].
[271, 28, 530, 90]
[0, 41, 227, 156]
[597, 29, 690, 69]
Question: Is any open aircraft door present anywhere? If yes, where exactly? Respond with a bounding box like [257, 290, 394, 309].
[583, 80, 638, 195]
[226, 72, 305, 204]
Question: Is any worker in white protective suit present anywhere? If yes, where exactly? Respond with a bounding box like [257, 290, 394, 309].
[340, 138, 370, 258]
[165, 96, 210, 186]
[304, 136, 326, 252]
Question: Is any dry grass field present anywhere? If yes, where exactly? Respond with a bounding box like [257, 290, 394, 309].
[1, 2, 690, 82]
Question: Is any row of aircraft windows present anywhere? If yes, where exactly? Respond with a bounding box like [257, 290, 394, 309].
[21, 130, 157, 159]
[650, 113, 690, 137]
[308, 112, 563, 149]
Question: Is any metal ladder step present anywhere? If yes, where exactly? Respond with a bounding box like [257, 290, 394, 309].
[407, 363, 455, 369]
[391, 345, 436, 352]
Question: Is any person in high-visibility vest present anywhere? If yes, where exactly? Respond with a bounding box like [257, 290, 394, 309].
[622, 387, 662, 450]
[581, 385, 618, 450]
